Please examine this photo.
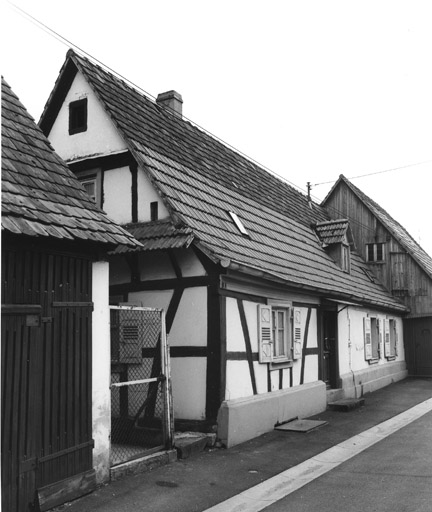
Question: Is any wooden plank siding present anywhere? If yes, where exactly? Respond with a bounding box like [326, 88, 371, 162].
[1, 240, 95, 512]
[325, 183, 432, 317]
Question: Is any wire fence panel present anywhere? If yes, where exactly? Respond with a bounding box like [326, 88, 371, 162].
[110, 306, 172, 466]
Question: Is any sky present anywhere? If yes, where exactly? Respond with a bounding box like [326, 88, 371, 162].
[2, 0, 432, 255]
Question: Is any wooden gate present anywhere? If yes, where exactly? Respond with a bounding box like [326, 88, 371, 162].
[1, 244, 96, 512]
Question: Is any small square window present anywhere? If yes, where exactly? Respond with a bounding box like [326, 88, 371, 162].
[69, 98, 88, 135]
[81, 178, 96, 202]
[366, 243, 385, 262]
[228, 211, 249, 236]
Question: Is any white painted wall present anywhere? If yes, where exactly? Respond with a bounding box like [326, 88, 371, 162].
[171, 358, 207, 419]
[91, 260, 111, 484]
[137, 168, 169, 222]
[48, 71, 127, 161]
[103, 167, 132, 224]
[224, 298, 320, 400]
[337, 306, 405, 376]
[174, 249, 206, 277]
[169, 287, 207, 347]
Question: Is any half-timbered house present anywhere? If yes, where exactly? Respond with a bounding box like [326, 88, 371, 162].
[39, 50, 409, 449]
[1, 77, 140, 511]
[322, 174, 432, 377]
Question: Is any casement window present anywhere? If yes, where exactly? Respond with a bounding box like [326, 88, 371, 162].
[384, 319, 398, 359]
[69, 98, 88, 135]
[366, 243, 385, 262]
[364, 316, 381, 362]
[258, 304, 302, 363]
[76, 168, 102, 208]
[81, 177, 97, 203]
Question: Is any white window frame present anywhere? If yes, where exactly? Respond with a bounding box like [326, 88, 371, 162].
[384, 318, 398, 359]
[76, 168, 102, 207]
[258, 302, 301, 364]
[364, 316, 381, 362]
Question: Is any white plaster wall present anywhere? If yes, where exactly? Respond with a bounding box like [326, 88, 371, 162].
[171, 358, 207, 419]
[226, 297, 247, 352]
[338, 306, 405, 376]
[174, 249, 206, 277]
[137, 169, 169, 222]
[226, 361, 254, 400]
[225, 300, 320, 400]
[48, 72, 127, 161]
[128, 289, 173, 311]
[169, 287, 207, 347]
[103, 167, 132, 224]
[91, 261, 111, 484]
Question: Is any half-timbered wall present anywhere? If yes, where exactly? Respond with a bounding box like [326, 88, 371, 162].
[224, 297, 319, 400]
[109, 248, 212, 421]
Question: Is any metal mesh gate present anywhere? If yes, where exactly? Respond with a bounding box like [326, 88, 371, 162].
[110, 306, 173, 466]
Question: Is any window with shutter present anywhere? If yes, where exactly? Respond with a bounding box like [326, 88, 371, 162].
[293, 308, 302, 359]
[258, 304, 273, 363]
[384, 319, 391, 357]
[364, 317, 372, 360]
[386, 319, 397, 359]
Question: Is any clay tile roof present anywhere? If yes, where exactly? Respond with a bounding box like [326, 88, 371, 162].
[112, 220, 195, 253]
[1, 77, 141, 249]
[38, 52, 407, 312]
[315, 219, 350, 246]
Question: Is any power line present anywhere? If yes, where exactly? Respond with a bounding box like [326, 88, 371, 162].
[313, 159, 432, 187]
[7, 1, 308, 197]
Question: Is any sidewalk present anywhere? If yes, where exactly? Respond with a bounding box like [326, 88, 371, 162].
[54, 378, 432, 512]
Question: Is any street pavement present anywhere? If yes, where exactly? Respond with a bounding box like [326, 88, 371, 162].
[264, 410, 432, 512]
[54, 378, 432, 512]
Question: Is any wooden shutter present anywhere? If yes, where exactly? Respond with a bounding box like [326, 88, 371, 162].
[293, 308, 302, 359]
[258, 304, 273, 363]
[384, 319, 391, 357]
[394, 321, 398, 356]
[364, 317, 372, 360]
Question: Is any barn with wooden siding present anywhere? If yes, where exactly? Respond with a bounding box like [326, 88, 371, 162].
[39, 50, 409, 449]
[1, 77, 140, 512]
[322, 175, 432, 377]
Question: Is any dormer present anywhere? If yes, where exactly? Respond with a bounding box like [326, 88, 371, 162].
[314, 219, 354, 273]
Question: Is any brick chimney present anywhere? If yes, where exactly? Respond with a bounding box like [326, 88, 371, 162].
[156, 90, 183, 118]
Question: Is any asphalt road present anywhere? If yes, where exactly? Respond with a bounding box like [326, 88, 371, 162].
[264, 411, 432, 512]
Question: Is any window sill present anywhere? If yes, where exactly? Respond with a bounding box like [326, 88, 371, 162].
[270, 360, 293, 370]
[367, 358, 379, 365]
[386, 356, 397, 361]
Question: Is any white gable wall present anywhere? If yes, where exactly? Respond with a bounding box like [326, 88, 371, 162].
[48, 71, 127, 161]
[137, 168, 169, 222]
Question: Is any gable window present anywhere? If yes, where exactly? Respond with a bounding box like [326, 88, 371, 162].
[150, 201, 159, 221]
[69, 98, 88, 135]
[258, 304, 302, 364]
[364, 316, 380, 362]
[366, 243, 385, 262]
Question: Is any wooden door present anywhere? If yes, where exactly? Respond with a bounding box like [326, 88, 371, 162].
[321, 310, 339, 388]
[1, 245, 96, 511]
